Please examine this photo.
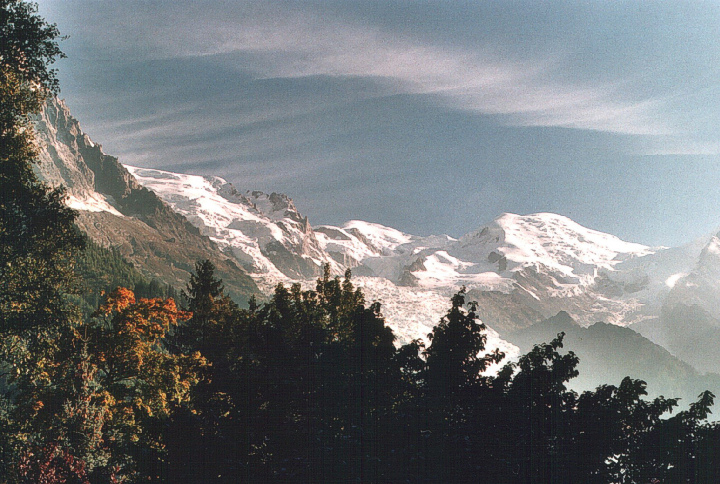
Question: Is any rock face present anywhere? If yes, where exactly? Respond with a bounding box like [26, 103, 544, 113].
[33, 98, 258, 302]
[34, 98, 123, 216]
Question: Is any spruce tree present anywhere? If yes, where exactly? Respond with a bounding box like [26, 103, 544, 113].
[181, 259, 226, 349]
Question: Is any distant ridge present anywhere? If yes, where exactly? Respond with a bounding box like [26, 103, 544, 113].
[506, 311, 720, 407]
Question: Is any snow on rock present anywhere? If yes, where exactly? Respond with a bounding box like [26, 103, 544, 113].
[341, 220, 414, 253]
[458, 213, 654, 281]
[314, 224, 389, 266]
[127, 166, 338, 281]
[665, 273, 687, 289]
[379, 213, 656, 299]
[661, 233, 720, 320]
[66, 193, 124, 217]
[355, 276, 520, 372]
[127, 162, 702, 337]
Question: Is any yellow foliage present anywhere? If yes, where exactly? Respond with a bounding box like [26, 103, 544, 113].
[85, 288, 208, 450]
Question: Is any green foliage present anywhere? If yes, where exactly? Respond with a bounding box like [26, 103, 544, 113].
[0, 0, 63, 135]
[73, 238, 177, 315]
[0, 2, 93, 480]
[115, 263, 720, 483]
[0, 0, 80, 342]
[179, 259, 227, 350]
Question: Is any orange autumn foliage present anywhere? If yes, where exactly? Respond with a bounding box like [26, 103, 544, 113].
[87, 288, 208, 446]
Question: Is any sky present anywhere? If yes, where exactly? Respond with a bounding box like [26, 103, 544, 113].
[35, 0, 720, 247]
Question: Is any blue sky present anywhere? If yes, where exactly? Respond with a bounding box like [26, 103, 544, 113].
[36, 1, 720, 246]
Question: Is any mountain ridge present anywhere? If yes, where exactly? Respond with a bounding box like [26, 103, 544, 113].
[506, 310, 720, 408]
[32, 97, 720, 386]
[33, 98, 259, 302]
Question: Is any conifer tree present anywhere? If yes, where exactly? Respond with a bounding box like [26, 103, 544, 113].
[181, 259, 225, 347]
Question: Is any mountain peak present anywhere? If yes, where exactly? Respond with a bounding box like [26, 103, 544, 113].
[33, 99, 259, 301]
[341, 220, 415, 251]
[246, 191, 303, 223]
[485, 211, 653, 274]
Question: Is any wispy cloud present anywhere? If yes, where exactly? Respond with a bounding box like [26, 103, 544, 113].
[643, 140, 720, 156]
[70, 3, 671, 136]
[200, 14, 671, 135]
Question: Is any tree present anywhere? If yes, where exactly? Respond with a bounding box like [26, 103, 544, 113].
[418, 289, 504, 482]
[85, 287, 208, 478]
[0, 0, 81, 367]
[171, 260, 240, 481]
[181, 260, 225, 348]
[0, 2, 87, 478]
[492, 334, 580, 483]
[621, 389, 713, 483]
[424, 288, 502, 398]
[0, 0, 81, 340]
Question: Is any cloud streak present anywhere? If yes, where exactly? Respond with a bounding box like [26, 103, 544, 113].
[207, 14, 671, 135]
[34, 1, 720, 247]
[65, 3, 671, 136]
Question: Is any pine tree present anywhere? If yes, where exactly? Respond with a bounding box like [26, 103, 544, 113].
[181, 259, 225, 347]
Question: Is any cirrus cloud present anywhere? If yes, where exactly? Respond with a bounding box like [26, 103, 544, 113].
[52, 1, 672, 136]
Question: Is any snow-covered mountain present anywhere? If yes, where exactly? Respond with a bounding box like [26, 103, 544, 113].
[124, 165, 704, 334]
[33, 98, 720, 379]
[124, 166, 502, 354]
[33, 98, 258, 301]
[126, 166, 333, 280]
[126, 161, 720, 375]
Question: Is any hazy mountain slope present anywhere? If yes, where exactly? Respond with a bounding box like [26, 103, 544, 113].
[33, 98, 258, 302]
[628, 234, 720, 374]
[655, 304, 720, 375]
[664, 234, 720, 320]
[506, 312, 720, 408]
